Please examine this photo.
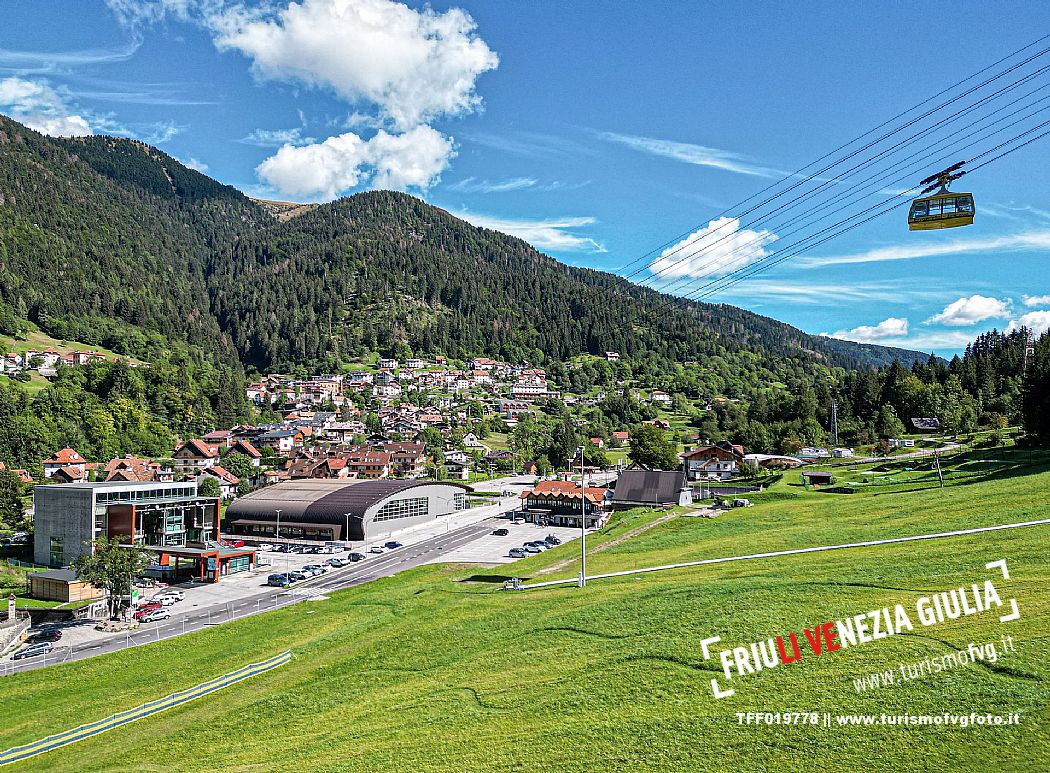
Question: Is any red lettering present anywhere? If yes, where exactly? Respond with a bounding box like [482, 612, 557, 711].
[822, 622, 841, 652]
[804, 626, 824, 655]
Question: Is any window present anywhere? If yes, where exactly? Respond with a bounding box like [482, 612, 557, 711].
[49, 536, 64, 567]
[374, 496, 429, 522]
[910, 201, 928, 218]
[957, 196, 973, 212]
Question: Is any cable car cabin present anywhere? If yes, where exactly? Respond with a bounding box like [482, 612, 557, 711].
[908, 192, 975, 230]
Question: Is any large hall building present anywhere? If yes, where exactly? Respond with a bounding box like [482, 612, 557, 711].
[224, 479, 471, 542]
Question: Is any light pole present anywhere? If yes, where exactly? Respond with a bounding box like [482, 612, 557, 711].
[578, 445, 587, 587]
[274, 509, 282, 541]
[344, 512, 352, 547]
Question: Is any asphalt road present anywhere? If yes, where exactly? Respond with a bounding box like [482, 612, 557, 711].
[3, 515, 505, 675]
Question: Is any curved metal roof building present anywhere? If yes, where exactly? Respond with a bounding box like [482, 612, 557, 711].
[225, 479, 471, 542]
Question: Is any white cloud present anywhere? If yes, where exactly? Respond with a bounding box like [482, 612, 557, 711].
[598, 131, 781, 178]
[0, 77, 93, 136]
[801, 231, 1050, 268]
[720, 279, 944, 305]
[447, 176, 538, 193]
[1008, 311, 1050, 336]
[649, 216, 776, 279]
[1022, 294, 1050, 307]
[257, 125, 454, 200]
[926, 295, 1010, 326]
[826, 317, 909, 343]
[209, 0, 498, 131]
[182, 157, 209, 172]
[240, 127, 316, 147]
[455, 211, 605, 253]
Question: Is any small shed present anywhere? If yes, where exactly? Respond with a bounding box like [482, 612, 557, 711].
[29, 569, 104, 603]
[802, 471, 834, 486]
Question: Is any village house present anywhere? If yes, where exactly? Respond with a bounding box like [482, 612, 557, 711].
[650, 390, 672, 405]
[199, 465, 241, 500]
[173, 439, 220, 472]
[256, 428, 303, 455]
[681, 441, 746, 481]
[42, 447, 88, 479]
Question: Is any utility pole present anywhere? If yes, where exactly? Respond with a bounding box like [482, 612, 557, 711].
[275, 509, 282, 541]
[830, 398, 839, 447]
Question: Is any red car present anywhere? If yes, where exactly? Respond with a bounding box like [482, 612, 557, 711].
[134, 603, 163, 620]
[221, 538, 245, 548]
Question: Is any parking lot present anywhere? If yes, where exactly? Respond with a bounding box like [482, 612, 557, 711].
[428, 520, 590, 564]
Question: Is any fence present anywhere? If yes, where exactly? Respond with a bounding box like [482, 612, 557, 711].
[0, 649, 292, 766]
[509, 517, 1050, 591]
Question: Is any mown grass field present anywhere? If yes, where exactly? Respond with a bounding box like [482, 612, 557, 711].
[2, 449, 1048, 772]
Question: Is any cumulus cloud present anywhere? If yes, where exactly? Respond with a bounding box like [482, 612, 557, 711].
[925, 295, 1011, 326]
[210, 0, 498, 131]
[455, 211, 604, 253]
[0, 77, 93, 136]
[1008, 311, 1050, 336]
[1022, 294, 1050, 307]
[649, 216, 776, 279]
[826, 317, 909, 343]
[181, 157, 209, 172]
[257, 125, 454, 199]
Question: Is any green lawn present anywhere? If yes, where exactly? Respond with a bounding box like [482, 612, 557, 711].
[1, 450, 1048, 771]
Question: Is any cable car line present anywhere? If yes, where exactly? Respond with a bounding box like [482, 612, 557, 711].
[690, 120, 1050, 304]
[630, 58, 1050, 296]
[640, 69, 1050, 300]
[636, 113, 1050, 321]
[612, 35, 1050, 284]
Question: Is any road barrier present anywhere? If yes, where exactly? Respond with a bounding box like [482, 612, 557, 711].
[0, 649, 292, 766]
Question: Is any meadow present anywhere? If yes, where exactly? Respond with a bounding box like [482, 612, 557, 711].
[1, 448, 1047, 772]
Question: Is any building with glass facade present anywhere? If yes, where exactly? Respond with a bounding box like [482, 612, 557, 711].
[31, 481, 253, 583]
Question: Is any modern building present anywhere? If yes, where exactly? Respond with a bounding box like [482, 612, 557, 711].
[224, 479, 471, 543]
[33, 480, 222, 569]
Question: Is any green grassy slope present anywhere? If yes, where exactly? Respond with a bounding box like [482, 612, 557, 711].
[2, 451, 1048, 772]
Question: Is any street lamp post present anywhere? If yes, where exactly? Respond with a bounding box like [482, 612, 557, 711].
[344, 512, 351, 546]
[578, 445, 587, 588]
[274, 509, 282, 541]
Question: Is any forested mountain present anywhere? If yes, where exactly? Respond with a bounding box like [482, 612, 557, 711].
[207, 189, 931, 373]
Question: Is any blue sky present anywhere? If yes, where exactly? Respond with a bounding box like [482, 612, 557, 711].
[2, 1, 1050, 355]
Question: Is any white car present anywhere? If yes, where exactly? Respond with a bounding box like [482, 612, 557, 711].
[140, 609, 171, 622]
[156, 588, 184, 601]
[155, 595, 180, 606]
[257, 543, 275, 552]
[368, 546, 385, 554]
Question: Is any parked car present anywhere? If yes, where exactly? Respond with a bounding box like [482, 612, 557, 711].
[156, 588, 184, 601]
[272, 544, 287, 553]
[369, 546, 386, 554]
[221, 538, 245, 548]
[286, 571, 308, 582]
[492, 528, 510, 536]
[28, 628, 62, 643]
[267, 573, 289, 587]
[322, 558, 338, 567]
[544, 535, 561, 546]
[384, 541, 403, 549]
[319, 546, 336, 554]
[12, 642, 53, 660]
[257, 543, 275, 552]
[347, 552, 367, 562]
[156, 595, 180, 607]
[509, 547, 529, 558]
[139, 609, 171, 623]
[134, 604, 163, 620]
[524, 544, 542, 554]
[302, 564, 326, 575]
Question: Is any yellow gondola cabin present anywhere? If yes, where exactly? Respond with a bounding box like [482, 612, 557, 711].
[908, 191, 975, 230]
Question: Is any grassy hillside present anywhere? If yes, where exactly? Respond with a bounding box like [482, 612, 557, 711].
[1, 448, 1047, 771]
